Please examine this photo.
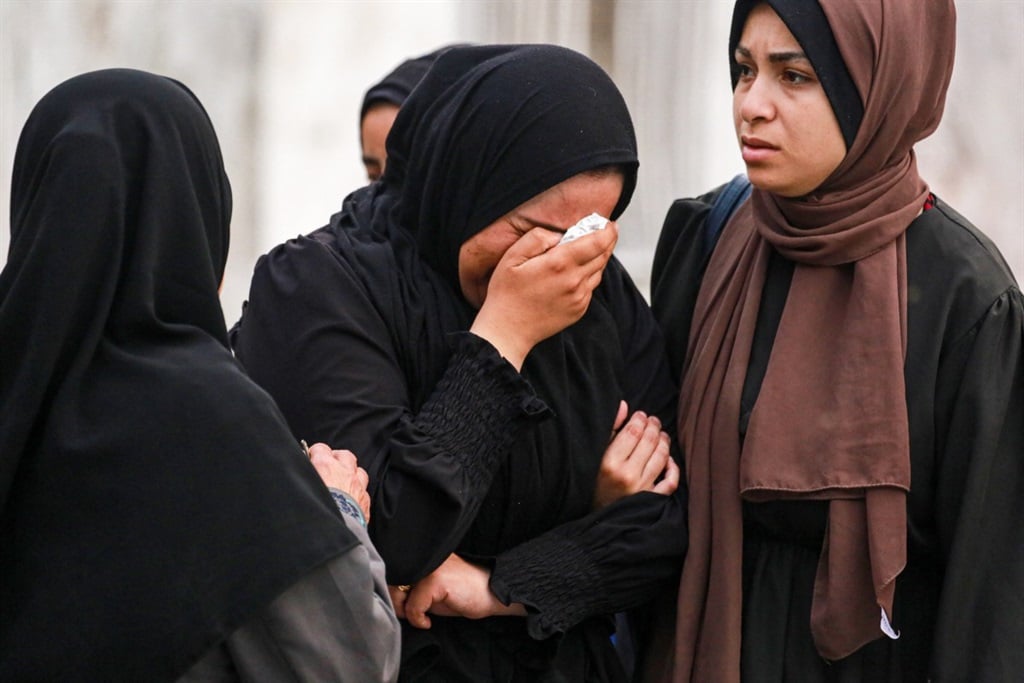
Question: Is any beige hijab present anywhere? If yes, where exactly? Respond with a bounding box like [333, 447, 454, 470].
[665, 1, 957, 680]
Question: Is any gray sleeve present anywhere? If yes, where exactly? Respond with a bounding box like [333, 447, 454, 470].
[178, 516, 400, 683]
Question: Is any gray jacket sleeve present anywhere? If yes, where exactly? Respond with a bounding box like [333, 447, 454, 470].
[178, 515, 400, 682]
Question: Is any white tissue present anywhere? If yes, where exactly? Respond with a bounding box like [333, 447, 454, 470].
[559, 213, 609, 245]
[880, 608, 900, 640]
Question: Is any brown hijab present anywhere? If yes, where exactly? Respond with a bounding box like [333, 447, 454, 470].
[667, 1, 956, 680]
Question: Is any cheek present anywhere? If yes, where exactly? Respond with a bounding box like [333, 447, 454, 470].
[458, 241, 499, 298]
[806, 110, 847, 173]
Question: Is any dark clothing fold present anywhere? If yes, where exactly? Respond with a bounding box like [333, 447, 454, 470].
[651, 187, 1023, 681]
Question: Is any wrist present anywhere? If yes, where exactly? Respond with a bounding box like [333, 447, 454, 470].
[327, 487, 367, 527]
[469, 313, 532, 371]
[491, 597, 528, 617]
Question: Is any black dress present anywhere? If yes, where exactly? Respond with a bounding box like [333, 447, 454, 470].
[233, 45, 688, 682]
[233, 229, 686, 681]
[651, 186, 1024, 682]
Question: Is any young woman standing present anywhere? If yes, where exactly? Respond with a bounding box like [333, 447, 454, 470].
[648, 2, 1023, 681]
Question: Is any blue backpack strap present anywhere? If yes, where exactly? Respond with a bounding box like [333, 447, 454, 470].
[702, 174, 752, 259]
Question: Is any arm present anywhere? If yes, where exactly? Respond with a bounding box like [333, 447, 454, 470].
[650, 195, 717, 380]
[930, 287, 1024, 681]
[395, 261, 689, 636]
[490, 259, 688, 638]
[179, 447, 400, 683]
[215, 518, 402, 683]
[232, 227, 616, 584]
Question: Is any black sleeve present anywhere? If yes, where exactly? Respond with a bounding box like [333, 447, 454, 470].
[929, 286, 1024, 681]
[650, 191, 717, 380]
[232, 237, 549, 584]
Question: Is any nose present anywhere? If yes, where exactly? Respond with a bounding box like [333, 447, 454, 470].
[736, 75, 774, 124]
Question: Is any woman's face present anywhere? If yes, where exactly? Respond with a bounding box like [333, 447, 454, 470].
[458, 170, 624, 309]
[361, 102, 399, 182]
[732, 3, 847, 197]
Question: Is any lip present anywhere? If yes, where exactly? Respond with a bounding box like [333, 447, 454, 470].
[740, 134, 779, 163]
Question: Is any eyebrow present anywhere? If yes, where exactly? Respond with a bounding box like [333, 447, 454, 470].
[516, 214, 565, 233]
[735, 45, 810, 64]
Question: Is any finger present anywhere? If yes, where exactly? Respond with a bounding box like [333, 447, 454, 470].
[562, 220, 618, 256]
[358, 490, 372, 523]
[611, 400, 629, 438]
[388, 586, 408, 618]
[404, 583, 442, 630]
[633, 415, 664, 460]
[638, 431, 672, 487]
[307, 442, 332, 460]
[613, 411, 648, 455]
[355, 466, 370, 488]
[583, 267, 606, 297]
[331, 449, 359, 470]
[652, 455, 681, 496]
[603, 412, 645, 466]
[506, 226, 563, 262]
[555, 222, 617, 265]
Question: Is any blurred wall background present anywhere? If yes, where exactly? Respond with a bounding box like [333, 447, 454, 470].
[3, 0, 1022, 327]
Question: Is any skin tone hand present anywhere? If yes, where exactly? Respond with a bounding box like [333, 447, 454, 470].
[593, 400, 679, 509]
[307, 442, 372, 522]
[470, 223, 618, 370]
[390, 553, 527, 629]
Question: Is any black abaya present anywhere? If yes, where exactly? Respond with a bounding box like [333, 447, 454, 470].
[0, 69, 361, 681]
[233, 45, 688, 681]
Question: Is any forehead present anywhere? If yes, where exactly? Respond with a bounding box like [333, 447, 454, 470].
[513, 172, 624, 223]
[738, 3, 801, 50]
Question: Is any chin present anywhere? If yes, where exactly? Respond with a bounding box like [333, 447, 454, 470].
[745, 169, 806, 198]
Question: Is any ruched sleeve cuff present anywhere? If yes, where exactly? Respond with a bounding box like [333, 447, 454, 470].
[489, 532, 613, 640]
[414, 332, 552, 489]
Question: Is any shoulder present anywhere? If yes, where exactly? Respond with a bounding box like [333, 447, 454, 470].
[907, 197, 1018, 301]
[651, 183, 734, 292]
[650, 182, 733, 378]
[249, 221, 385, 300]
[906, 196, 1020, 339]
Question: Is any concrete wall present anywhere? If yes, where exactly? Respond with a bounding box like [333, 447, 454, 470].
[3, 0, 1021, 327]
[1, 0, 489, 323]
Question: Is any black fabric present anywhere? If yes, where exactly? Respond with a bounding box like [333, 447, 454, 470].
[729, 0, 863, 148]
[360, 45, 461, 121]
[233, 44, 685, 681]
[0, 69, 356, 681]
[651, 192, 1024, 681]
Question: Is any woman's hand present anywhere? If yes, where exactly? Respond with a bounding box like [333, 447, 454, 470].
[394, 554, 526, 629]
[470, 223, 618, 370]
[593, 400, 679, 509]
[307, 442, 372, 522]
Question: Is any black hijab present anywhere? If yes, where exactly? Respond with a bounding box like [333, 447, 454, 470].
[0, 69, 355, 681]
[359, 44, 463, 121]
[384, 43, 639, 286]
